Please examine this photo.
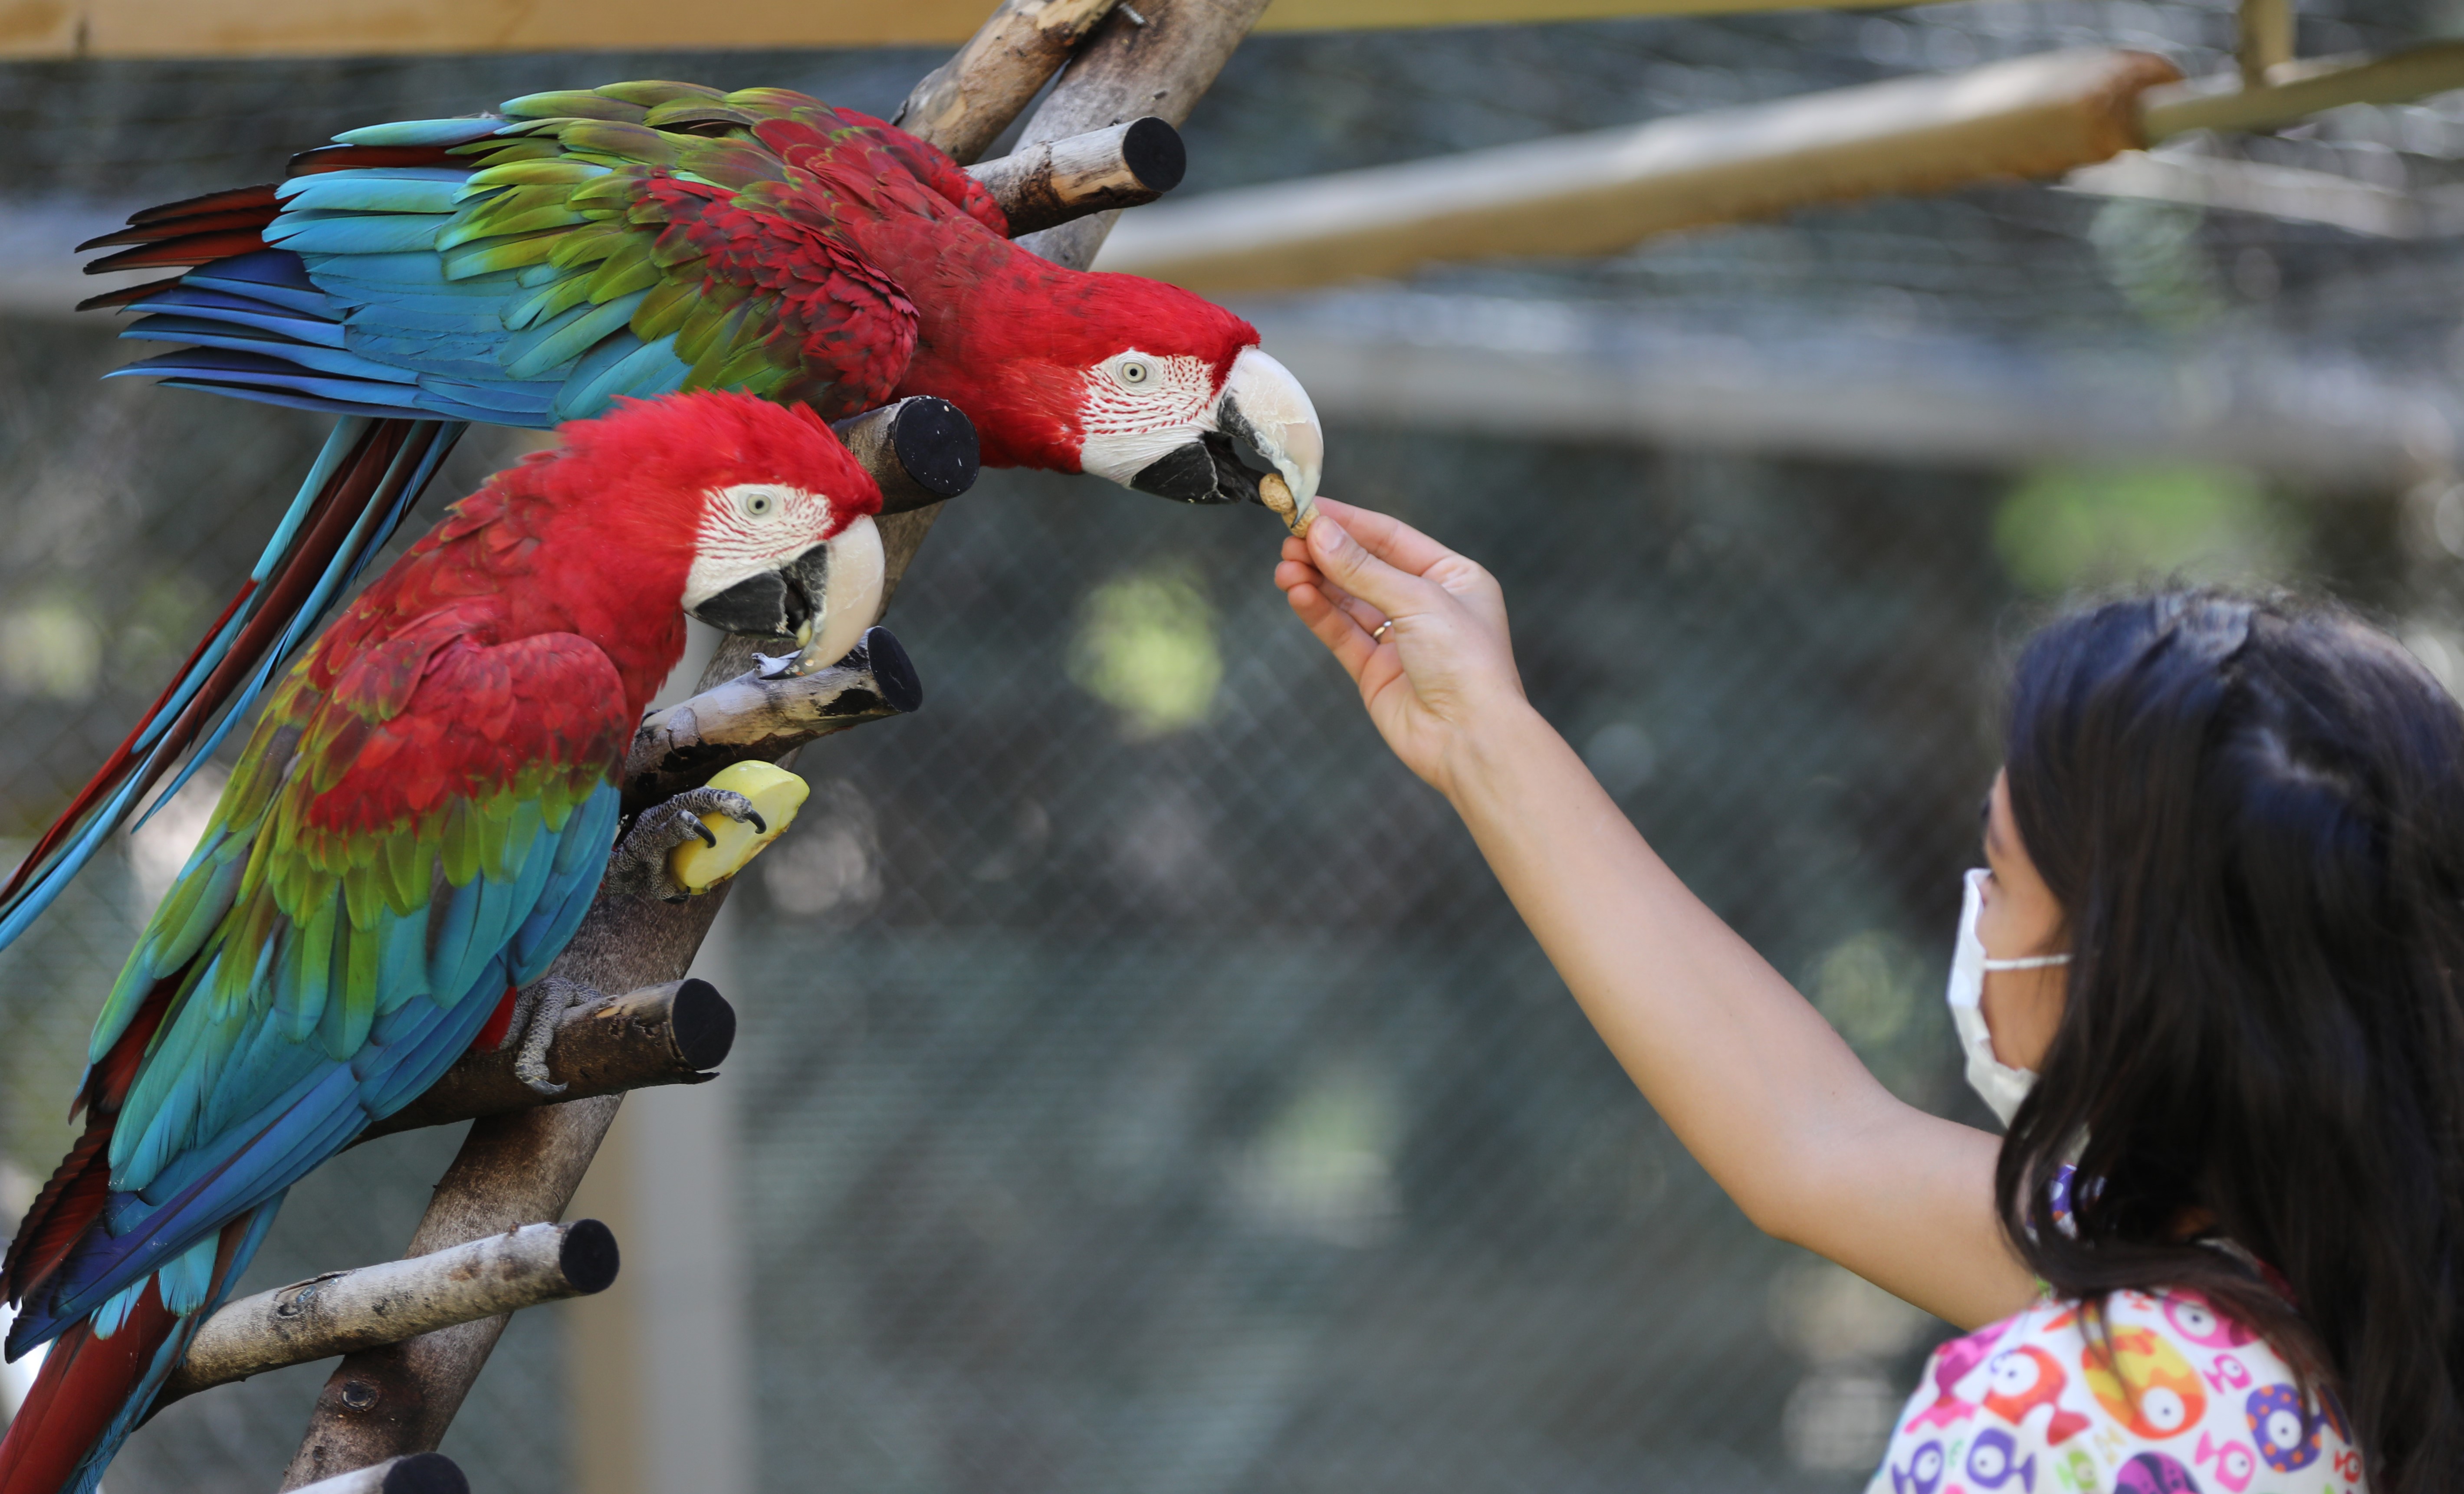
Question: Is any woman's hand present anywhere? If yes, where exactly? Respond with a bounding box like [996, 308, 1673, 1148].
[1275, 499, 1530, 798]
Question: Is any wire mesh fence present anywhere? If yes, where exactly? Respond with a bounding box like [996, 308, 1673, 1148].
[0, 1, 2456, 1489]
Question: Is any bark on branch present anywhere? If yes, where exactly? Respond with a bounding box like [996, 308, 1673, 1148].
[969, 119, 1188, 236]
[894, 0, 1122, 165]
[288, 1454, 467, 1494]
[351, 980, 736, 1146]
[622, 627, 922, 813]
[1007, 0, 1275, 272]
[158, 1222, 618, 1406]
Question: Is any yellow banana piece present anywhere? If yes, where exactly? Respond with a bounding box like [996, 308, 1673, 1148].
[668, 761, 811, 894]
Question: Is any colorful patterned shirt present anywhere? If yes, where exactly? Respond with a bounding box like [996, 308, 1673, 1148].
[1866, 1287, 2365, 1494]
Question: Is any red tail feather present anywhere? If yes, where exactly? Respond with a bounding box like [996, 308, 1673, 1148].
[0, 1285, 178, 1494]
[3, 978, 178, 1309]
[82, 230, 272, 276]
[76, 209, 284, 254]
[0, 1212, 255, 1494]
[0, 1133, 108, 1315]
[0, 418, 453, 929]
[72, 276, 186, 315]
[125, 183, 279, 227]
[0, 580, 255, 914]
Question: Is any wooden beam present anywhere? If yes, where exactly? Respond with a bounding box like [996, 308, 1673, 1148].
[1094, 48, 2179, 294]
[1090, 37, 2464, 295]
[0, 0, 1966, 60]
[2142, 39, 2464, 139]
[2236, 0, 2295, 87]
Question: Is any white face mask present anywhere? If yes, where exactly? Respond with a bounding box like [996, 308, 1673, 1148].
[1946, 867, 2070, 1126]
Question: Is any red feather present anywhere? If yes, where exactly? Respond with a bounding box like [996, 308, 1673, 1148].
[0, 1133, 109, 1316]
[77, 208, 283, 253]
[471, 985, 520, 1054]
[1, 976, 178, 1310]
[125, 183, 278, 227]
[0, 1212, 257, 1494]
[82, 229, 270, 276]
[0, 1284, 177, 1494]
[73, 276, 186, 314]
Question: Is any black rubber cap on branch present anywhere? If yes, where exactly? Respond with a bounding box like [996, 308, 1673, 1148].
[860, 627, 925, 716]
[670, 977, 738, 1071]
[1122, 117, 1188, 193]
[890, 397, 979, 502]
[560, 1219, 623, 1295]
[382, 1453, 470, 1494]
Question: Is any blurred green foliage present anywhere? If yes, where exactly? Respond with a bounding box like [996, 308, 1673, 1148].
[1069, 562, 1224, 739]
[1994, 464, 2297, 594]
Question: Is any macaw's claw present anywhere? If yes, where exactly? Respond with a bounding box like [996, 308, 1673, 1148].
[500, 976, 612, 1095]
[602, 786, 765, 902]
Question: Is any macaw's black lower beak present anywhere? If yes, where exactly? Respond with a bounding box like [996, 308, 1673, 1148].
[690, 545, 834, 639]
[1129, 432, 1268, 506]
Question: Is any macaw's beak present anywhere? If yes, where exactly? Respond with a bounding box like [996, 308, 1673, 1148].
[1127, 347, 1323, 529]
[687, 514, 887, 676]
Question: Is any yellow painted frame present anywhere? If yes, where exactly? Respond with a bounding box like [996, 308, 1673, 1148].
[0, 0, 1956, 62]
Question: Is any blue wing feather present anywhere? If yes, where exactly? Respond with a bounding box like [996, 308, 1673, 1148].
[265, 215, 449, 256]
[184, 249, 338, 316]
[334, 118, 505, 148]
[112, 117, 712, 431]
[277, 176, 467, 215]
[124, 286, 350, 346]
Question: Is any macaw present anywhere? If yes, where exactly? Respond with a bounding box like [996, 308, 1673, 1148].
[0, 390, 885, 1494]
[0, 79, 1323, 949]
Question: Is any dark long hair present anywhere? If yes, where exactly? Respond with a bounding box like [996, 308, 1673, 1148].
[2000, 589, 2464, 1491]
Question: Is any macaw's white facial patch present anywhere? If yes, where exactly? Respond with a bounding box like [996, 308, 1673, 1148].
[789, 513, 884, 675]
[1074, 350, 1226, 486]
[682, 483, 848, 611]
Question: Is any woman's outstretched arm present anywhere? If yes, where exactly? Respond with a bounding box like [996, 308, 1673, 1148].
[1277, 499, 2036, 1329]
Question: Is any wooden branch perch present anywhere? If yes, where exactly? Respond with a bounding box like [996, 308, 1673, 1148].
[289, 1454, 467, 1494]
[158, 1222, 618, 1407]
[278, 3, 1268, 1484]
[832, 397, 979, 515]
[970, 119, 1189, 236]
[623, 627, 923, 812]
[352, 980, 735, 1146]
[893, 0, 1122, 165]
[1007, 0, 1278, 272]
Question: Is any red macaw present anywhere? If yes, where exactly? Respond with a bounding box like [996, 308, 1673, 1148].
[0, 80, 1322, 948]
[0, 391, 884, 1494]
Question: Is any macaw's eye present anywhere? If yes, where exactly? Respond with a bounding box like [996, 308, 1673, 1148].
[743, 490, 777, 517]
[1116, 359, 1152, 388]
